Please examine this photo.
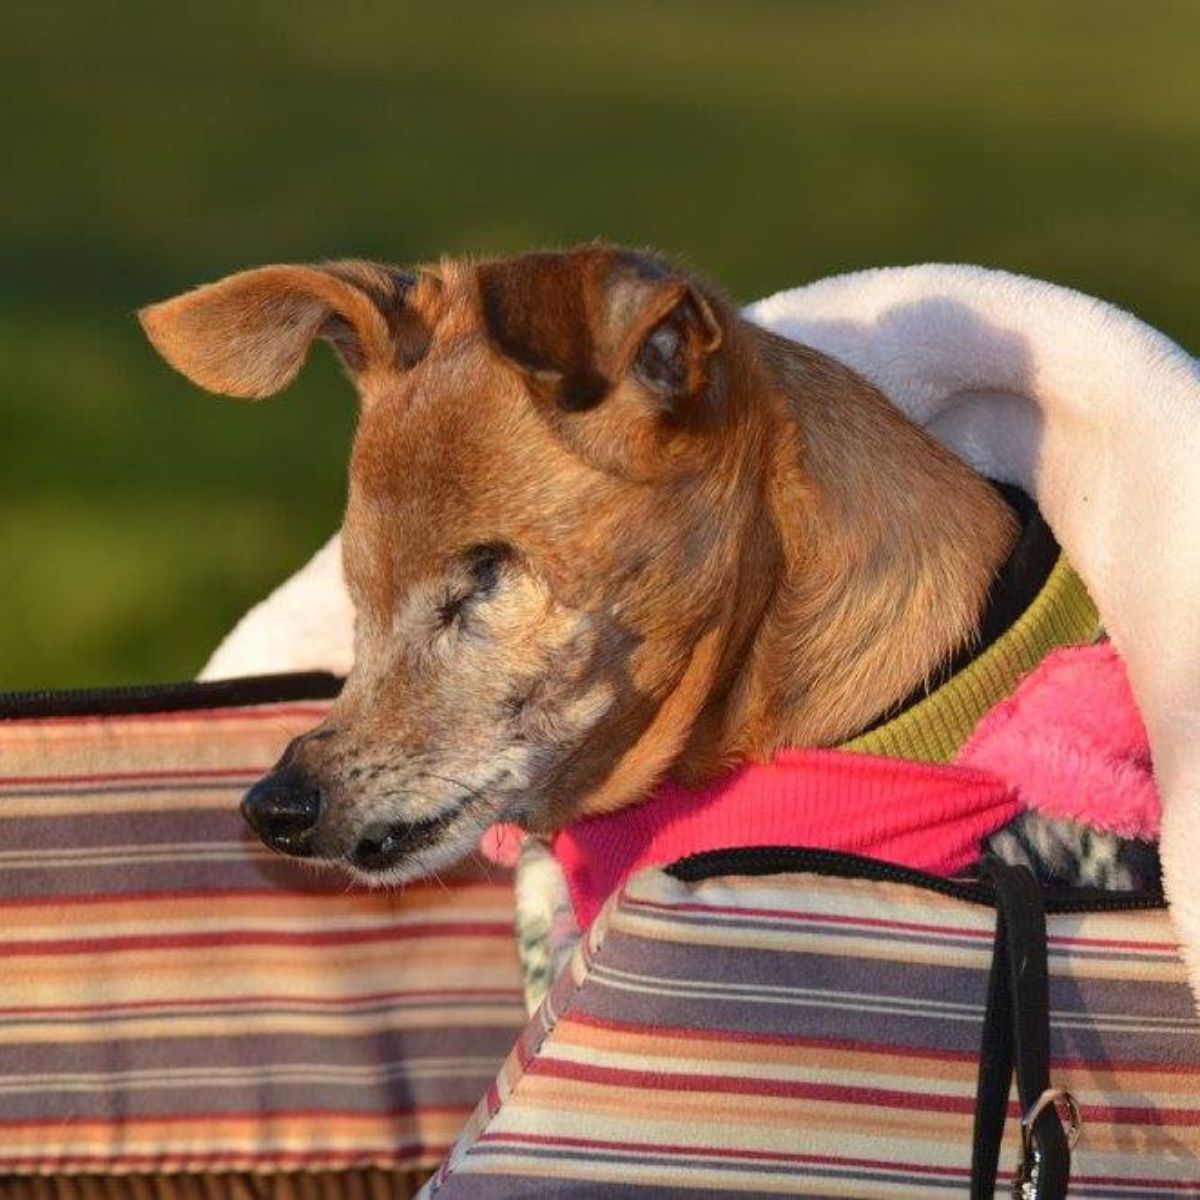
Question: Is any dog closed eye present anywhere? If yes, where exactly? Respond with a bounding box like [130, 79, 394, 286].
[465, 542, 511, 593]
[436, 542, 513, 629]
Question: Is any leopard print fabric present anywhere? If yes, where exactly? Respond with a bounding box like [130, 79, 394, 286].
[985, 811, 1161, 892]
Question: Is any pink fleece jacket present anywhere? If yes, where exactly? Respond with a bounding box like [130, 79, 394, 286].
[541, 642, 1159, 930]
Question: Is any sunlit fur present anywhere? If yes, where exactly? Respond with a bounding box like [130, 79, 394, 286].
[141, 246, 1016, 883]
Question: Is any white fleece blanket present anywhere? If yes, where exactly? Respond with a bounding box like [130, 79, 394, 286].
[201, 264, 1200, 1007]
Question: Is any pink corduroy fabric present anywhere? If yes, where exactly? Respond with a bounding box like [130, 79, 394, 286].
[528, 642, 1161, 931]
[552, 753, 1018, 930]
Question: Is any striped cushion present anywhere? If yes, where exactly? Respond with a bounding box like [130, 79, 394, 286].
[424, 860, 1200, 1198]
[0, 683, 525, 1185]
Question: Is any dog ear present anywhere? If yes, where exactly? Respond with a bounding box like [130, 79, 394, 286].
[478, 249, 723, 418]
[138, 262, 431, 399]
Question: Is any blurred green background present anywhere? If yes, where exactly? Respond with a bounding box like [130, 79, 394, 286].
[2, 1, 1197, 688]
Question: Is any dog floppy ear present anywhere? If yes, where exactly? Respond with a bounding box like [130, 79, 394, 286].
[139, 262, 431, 399]
[478, 248, 724, 419]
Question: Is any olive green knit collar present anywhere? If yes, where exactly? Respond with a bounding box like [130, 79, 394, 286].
[840, 553, 1099, 763]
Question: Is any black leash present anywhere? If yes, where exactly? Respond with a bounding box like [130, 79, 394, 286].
[971, 858, 1080, 1198]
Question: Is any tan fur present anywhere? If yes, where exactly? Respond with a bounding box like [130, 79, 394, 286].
[140, 246, 1016, 880]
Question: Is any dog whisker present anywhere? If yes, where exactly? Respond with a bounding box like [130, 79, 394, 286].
[414, 768, 519, 824]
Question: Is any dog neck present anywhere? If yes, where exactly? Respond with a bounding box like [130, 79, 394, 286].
[675, 324, 1019, 783]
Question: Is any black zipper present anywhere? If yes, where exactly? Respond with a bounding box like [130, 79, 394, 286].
[0, 671, 344, 719]
[666, 845, 1166, 914]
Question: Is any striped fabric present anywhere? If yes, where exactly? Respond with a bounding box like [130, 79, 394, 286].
[0, 690, 525, 1190]
[425, 863, 1200, 1198]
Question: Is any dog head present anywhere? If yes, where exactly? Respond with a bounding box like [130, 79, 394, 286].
[141, 246, 779, 882]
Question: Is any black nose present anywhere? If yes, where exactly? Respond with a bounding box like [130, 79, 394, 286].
[352, 817, 445, 872]
[241, 770, 322, 856]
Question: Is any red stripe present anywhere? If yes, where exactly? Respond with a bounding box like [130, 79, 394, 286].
[4, 704, 332, 728]
[1069, 1175, 1200, 1190]
[0, 921, 515, 957]
[0, 1105, 468, 1130]
[568, 1008, 980, 1061]
[531, 1058, 1200, 1123]
[477, 1132, 1200, 1189]
[0, 1148, 439, 1170]
[478, 1129, 972, 1177]
[0, 985, 523, 1018]
[624, 895, 994, 940]
[513, 1023, 548, 1075]
[531, 1056, 976, 1114]
[626, 894, 1176, 952]
[1046, 932, 1177, 954]
[0, 1147, 442, 1171]
[566, 1011, 1200, 1076]
[0, 881, 510, 910]
[0, 766, 266, 786]
[1078, 1103, 1200, 1126]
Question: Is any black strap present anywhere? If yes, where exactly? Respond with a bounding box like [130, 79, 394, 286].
[970, 859, 1072, 1198]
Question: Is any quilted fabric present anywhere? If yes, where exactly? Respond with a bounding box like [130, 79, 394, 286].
[425, 860, 1200, 1198]
[0, 686, 525, 1183]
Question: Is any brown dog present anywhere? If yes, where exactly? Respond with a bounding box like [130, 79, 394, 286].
[140, 246, 1015, 883]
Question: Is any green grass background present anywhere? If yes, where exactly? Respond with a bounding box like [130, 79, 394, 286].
[2, 1, 1197, 688]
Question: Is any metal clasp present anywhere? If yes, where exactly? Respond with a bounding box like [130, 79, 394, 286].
[1022, 1087, 1082, 1153]
[1012, 1089, 1082, 1198]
